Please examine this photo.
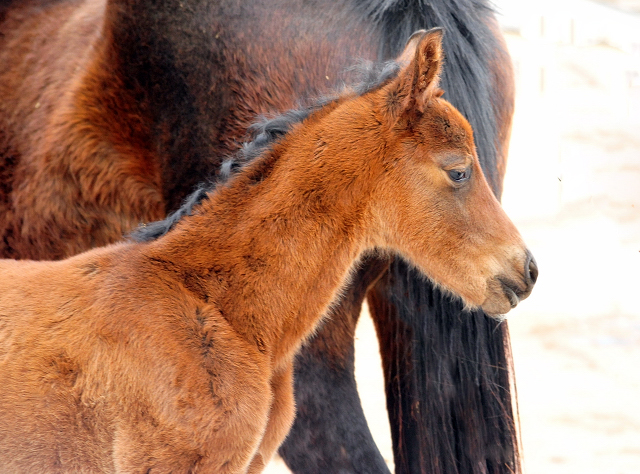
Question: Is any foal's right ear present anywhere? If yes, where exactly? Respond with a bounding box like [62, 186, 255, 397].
[396, 29, 429, 63]
[383, 28, 445, 124]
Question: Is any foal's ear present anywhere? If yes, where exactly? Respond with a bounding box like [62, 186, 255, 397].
[385, 28, 444, 123]
[396, 29, 430, 63]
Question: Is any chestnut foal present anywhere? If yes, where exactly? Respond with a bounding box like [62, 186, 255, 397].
[0, 30, 535, 473]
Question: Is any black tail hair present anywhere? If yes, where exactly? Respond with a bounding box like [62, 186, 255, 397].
[370, 258, 520, 474]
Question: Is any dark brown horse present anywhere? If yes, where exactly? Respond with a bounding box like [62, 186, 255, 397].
[0, 0, 520, 472]
[0, 31, 535, 473]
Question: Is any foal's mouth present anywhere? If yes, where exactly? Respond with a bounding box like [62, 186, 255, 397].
[498, 253, 538, 310]
[498, 277, 533, 309]
[500, 281, 521, 309]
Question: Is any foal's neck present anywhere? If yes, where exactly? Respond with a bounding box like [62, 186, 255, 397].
[149, 100, 382, 365]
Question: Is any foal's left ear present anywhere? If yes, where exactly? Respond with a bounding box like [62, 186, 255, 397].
[385, 28, 444, 123]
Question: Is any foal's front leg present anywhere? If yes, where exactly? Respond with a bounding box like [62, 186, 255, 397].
[246, 363, 295, 474]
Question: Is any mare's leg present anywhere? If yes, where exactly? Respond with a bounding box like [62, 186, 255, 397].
[279, 256, 391, 474]
[246, 364, 295, 474]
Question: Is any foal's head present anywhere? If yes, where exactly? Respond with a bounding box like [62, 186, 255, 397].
[363, 29, 536, 316]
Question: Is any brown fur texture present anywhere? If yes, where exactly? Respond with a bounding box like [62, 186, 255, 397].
[0, 0, 376, 259]
[0, 0, 166, 259]
[0, 32, 534, 473]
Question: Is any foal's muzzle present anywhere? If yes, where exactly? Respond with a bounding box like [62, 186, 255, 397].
[525, 251, 538, 289]
[501, 250, 537, 308]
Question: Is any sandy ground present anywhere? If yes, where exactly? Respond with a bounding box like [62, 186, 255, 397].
[266, 1, 640, 472]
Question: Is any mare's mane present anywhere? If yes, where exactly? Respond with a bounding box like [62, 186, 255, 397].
[130, 59, 401, 243]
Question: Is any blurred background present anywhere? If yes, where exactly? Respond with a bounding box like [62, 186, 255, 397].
[494, 0, 640, 472]
[268, 0, 640, 472]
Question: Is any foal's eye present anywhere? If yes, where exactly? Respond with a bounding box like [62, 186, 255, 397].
[448, 168, 471, 184]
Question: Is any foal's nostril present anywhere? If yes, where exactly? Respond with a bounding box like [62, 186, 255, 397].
[526, 252, 538, 287]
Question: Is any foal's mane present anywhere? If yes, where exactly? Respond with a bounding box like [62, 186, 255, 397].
[130, 59, 401, 243]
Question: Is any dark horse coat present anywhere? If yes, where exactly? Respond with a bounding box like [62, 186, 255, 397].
[0, 0, 517, 472]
